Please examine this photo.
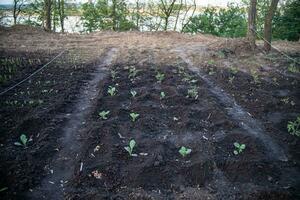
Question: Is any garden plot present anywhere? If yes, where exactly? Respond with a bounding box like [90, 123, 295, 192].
[63, 61, 298, 199]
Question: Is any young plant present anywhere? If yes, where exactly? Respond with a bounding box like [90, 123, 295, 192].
[155, 72, 165, 83]
[229, 76, 235, 84]
[111, 70, 117, 81]
[250, 70, 260, 84]
[288, 63, 299, 73]
[107, 86, 117, 96]
[287, 116, 300, 137]
[128, 66, 139, 79]
[233, 142, 246, 155]
[186, 86, 199, 100]
[179, 146, 192, 157]
[130, 90, 137, 97]
[160, 91, 166, 99]
[130, 112, 139, 122]
[99, 110, 110, 120]
[14, 134, 28, 148]
[124, 139, 136, 156]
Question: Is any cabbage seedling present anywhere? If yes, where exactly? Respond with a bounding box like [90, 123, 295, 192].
[155, 72, 165, 83]
[287, 116, 300, 137]
[179, 146, 192, 157]
[99, 110, 110, 120]
[124, 139, 136, 156]
[131, 90, 137, 97]
[233, 142, 246, 155]
[186, 86, 198, 100]
[14, 134, 28, 147]
[160, 91, 166, 99]
[130, 112, 139, 122]
[107, 86, 117, 96]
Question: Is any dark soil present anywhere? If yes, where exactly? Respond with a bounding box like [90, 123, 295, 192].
[0, 50, 97, 199]
[0, 49, 299, 200]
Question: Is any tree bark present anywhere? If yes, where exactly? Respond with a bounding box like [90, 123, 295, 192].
[247, 0, 257, 49]
[45, 0, 52, 32]
[264, 0, 279, 52]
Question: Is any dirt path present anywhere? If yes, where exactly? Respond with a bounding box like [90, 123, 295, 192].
[27, 48, 118, 199]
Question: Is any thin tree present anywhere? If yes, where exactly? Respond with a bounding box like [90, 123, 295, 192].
[181, 0, 196, 32]
[44, 0, 52, 31]
[159, 0, 177, 31]
[58, 0, 65, 32]
[247, 0, 257, 49]
[264, 0, 280, 52]
[13, 0, 25, 25]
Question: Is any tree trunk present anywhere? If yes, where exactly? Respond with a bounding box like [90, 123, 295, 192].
[13, 0, 17, 25]
[264, 0, 279, 52]
[112, 0, 117, 31]
[247, 0, 257, 49]
[45, 0, 52, 32]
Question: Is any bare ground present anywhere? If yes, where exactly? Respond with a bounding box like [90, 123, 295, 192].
[0, 25, 299, 199]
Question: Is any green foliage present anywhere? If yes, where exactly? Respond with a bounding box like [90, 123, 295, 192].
[81, 0, 136, 32]
[160, 91, 166, 99]
[111, 69, 117, 81]
[186, 86, 198, 100]
[99, 110, 110, 120]
[107, 86, 117, 96]
[183, 3, 247, 38]
[155, 72, 165, 83]
[128, 66, 139, 79]
[287, 116, 300, 137]
[273, 0, 300, 41]
[130, 112, 139, 122]
[130, 90, 137, 97]
[288, 63, 299, 73]
[14, 134, 28, 147]
[124, 139, 136, 156]
[179, 146, 192, 157]
[233, 142, 246, 155]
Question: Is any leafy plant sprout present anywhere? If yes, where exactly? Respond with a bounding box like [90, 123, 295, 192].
[229, 76, 235, 84]
[124, 139, 136, 156]
[111, 69, 117, 81]
[287, 116, 300, 137]
[233, 142, 246, 155]
[99, 110, 110, 120]
[250, 70, 260, 84]
[107, 86, 117, 96]
[128, 66, 139, 79]
[160, 91, 166, 99]
[130, 90, 137, 97]
[179, 146, 192, 157]
[186, 86, 199, 100]
[14, 134, 28, 148]
[288, 63, 299, 73]
[130, 112, 139, 122]
[155, 72, 165, 83]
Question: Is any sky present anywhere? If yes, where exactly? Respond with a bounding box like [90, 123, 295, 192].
[0, 0, 242, 7]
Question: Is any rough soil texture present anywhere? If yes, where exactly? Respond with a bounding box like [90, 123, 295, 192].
[0, 26, 299, 200]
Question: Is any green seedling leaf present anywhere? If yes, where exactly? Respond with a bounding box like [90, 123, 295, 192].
[130, 113, 139, 122]
[20, 134, 28, 146]
[131, 90, 137, 97]
[125, 139, 136, 156]
[233, 142, 246, 155]
[107, 86, 117, 96]
[160, 91, 166, 99]
[179, 146, 192, 157]
[234, 142, 240, 148]
[14, 134, 28, 147]
[129, 140, 136, 149]
[99, 111, 110, 120]
[0, 187, 8, 192]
